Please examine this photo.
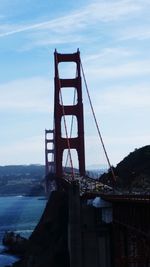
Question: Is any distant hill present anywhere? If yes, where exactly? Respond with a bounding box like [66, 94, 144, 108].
[0, 164, 44, 177]
[100, 145, 150, 192]
[0, 164, 45, 196]
[86, 169, 107, 179]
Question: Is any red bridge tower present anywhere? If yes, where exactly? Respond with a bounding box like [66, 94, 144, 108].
[54, 50, 85, 181]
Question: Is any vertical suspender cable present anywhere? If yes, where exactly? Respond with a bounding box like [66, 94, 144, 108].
[80, 60, 116, 182]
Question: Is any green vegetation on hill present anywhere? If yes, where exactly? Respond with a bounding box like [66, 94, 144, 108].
[100, 145, 150, 192]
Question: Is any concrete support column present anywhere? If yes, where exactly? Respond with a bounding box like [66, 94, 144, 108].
[68, 181, 82, 267]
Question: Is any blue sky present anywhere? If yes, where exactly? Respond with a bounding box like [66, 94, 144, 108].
[0, 0, 150, 168]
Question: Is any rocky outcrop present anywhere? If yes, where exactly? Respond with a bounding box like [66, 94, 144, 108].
[3, 232, 28, 255]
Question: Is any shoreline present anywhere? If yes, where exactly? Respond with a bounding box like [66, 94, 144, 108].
[0, 194, 46, 197]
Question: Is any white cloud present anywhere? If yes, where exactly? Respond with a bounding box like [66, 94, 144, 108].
[105, 134, 150, 146]
[87, 84, 150, 116]
[85, 59, 150, 80]
[101, 85, 150, 108]
[119, 26, 150, 41]
[0, 77, 53, 113]
[84, 133, 150, 166]
[0, 135, 44, 165]
[105, 134, 150, 165]
[22, 34, 83, 51]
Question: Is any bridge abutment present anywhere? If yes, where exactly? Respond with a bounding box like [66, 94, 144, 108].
[68, 182, 112, 267]
[68, 182, 83, 267]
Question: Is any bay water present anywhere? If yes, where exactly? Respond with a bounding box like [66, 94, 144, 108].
[0, 196, 46, 267]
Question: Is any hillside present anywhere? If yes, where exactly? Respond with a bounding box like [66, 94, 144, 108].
[100, 145, 150, 192]
[0, 164, 45, 196]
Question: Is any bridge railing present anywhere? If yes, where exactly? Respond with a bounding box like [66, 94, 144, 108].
[102, 193, 150, 202]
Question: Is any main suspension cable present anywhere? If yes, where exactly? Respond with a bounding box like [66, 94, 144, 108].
[80, 60, 116, 182]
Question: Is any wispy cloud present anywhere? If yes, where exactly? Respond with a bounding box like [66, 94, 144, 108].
[0, 0, 146, 40]
[105, 135, 150, 146]
[0, 20, 55, 38]
[22, 34, 83, 51]
[86, 48, 132, 59]
[84, 133, 150, 166]
[0, 77, 53, 113]
[91, 84, 150, 114]
[105, 134, 150, 165]
[83, 47, 135, 64]
[119, 25, 150, 41]
[84, 59, 150, 80]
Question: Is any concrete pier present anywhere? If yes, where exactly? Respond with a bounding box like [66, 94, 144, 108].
[68, 182, 112, 267]
[68, 181, 83, 267]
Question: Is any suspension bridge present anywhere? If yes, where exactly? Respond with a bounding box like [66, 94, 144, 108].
[42, 50, 150, 267]
[44, 49, 115, 195]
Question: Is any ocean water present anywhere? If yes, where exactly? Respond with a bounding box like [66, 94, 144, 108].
[0, 196, 46, 267]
